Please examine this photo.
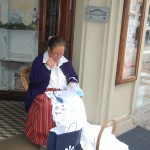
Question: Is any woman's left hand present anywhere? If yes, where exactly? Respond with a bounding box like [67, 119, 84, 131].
[68, 82, 74, 86]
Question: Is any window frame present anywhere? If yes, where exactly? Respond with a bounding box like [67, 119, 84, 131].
[115, 0, 147, 85]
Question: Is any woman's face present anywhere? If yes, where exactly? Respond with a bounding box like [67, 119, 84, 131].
[48, 45, 65, 63]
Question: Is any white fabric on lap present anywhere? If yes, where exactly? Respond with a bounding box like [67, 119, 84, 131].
[46, 90, 129, 150]
[46, 90, 87, 132]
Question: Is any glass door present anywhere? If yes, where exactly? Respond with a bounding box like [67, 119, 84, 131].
[0, 0, 39, 91]
[137, 5, 150, 108]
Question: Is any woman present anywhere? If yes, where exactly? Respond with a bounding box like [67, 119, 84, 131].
[24, 36, 78, 149]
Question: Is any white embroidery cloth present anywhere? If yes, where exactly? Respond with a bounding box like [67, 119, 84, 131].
[46, 89, 129, 150]
[45, 89, 87, 133]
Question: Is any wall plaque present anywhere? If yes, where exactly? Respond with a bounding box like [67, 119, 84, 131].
[85, 6, 109, 22]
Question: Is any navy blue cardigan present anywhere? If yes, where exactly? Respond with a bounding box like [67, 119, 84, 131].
[25, 53, 78, 112]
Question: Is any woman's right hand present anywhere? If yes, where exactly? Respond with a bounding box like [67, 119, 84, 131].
[46, 58, 56, 68]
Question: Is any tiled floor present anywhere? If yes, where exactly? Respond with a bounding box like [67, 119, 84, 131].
[0, 100, 27, 140]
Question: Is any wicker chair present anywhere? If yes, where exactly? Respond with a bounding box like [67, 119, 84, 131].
[20, 67, 31, 91]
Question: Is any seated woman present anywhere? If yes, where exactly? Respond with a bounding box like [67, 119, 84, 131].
[25, 36, 129, 150]
[24, 36, 78, 149]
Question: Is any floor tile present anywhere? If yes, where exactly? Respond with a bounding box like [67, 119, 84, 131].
[0, 100, 27, 141]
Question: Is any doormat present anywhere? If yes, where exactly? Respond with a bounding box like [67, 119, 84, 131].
[117, 126, 150, 150]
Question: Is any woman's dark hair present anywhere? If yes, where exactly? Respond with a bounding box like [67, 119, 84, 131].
[48, 36, 66, 51]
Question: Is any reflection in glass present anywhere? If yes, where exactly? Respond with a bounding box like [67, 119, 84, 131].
[122, 0, 142, 78]
[137, 4, 150, 108]
[0, 0, 39, 91]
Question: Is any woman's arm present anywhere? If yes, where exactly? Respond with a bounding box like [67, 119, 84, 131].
[29, 55, 51, 86]
[61, 61, 79, 84]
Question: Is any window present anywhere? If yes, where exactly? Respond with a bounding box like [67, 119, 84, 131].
[116, 0, 147, 85]
[0, 0, 39, 91]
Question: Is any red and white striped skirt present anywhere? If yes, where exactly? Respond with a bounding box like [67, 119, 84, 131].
[24, 92, 55, 146]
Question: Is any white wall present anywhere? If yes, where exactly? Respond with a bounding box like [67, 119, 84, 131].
[73, 0, 148, 126]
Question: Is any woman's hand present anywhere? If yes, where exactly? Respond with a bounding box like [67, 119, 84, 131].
[46, 58, 56, 68]
[68, 82, 74, 86]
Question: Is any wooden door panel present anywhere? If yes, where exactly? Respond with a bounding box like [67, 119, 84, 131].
[39, 0, 76, 60]
[57, 0, 76, 60]
[57, 0, 70, 41]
